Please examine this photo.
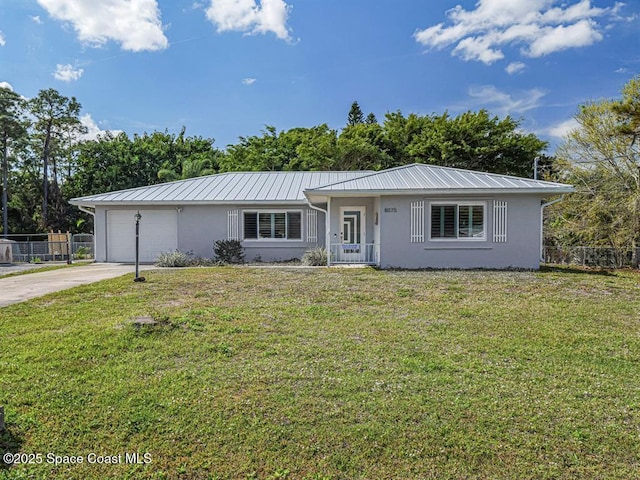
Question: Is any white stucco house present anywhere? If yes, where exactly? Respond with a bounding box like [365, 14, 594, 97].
[70, 163, 574, 269]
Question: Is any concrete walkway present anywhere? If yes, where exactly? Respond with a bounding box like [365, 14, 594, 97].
[0, 263, 150, 307]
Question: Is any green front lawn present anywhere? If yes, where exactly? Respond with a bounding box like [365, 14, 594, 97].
[1, 267, 639, 479]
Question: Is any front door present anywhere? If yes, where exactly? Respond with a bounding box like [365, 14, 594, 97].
[339, 206, 366, 262]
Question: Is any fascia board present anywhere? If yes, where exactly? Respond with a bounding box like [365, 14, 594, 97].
[69, 200, 308, 207]
[305, 187, 575, 197]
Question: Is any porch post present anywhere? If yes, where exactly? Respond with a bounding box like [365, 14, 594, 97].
[326, 197, 331, 267]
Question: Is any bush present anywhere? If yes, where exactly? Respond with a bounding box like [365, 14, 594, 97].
[302, 247, 328, 266]
[188, 256, 216, 267]
[155, 250, 191, 267]
[213, 239, 245, 264]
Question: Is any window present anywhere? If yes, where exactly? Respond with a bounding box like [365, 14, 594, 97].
[243, 211, 302, 240]
[430, 203, 485, 240]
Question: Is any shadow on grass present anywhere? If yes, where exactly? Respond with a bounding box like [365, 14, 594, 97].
[0, 425, 24, 470]
[540, 264, 618, 277]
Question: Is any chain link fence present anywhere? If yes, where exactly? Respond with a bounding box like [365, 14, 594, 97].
[0, 233, 94, 263]
[543, 246, 639, 268]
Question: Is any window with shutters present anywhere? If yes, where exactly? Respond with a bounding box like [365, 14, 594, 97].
[243, 211, 302, 240]
[430, 202, 486, 240]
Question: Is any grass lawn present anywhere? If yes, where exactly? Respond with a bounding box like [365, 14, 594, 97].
[1, 266, 639, 479]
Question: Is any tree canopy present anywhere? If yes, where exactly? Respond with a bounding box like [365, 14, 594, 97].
[1, 88, 551, 236]
[548, 75, 640, 260]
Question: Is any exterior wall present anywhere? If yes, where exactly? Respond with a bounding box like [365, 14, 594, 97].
[377, 194, 543, 269]
[93, 195, 544, 268]
[94, 204, 324, 263]
[94, 207, 108, 262]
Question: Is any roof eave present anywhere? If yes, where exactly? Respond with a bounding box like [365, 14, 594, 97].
[69, 199, 309, 207]
[305, 187, 575, 197]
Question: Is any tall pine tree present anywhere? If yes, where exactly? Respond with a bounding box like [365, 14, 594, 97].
[0, 87, 27, 236]
[347, 101, 364, 126]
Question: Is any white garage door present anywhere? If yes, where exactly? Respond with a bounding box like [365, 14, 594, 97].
[107, 210, 178, 263]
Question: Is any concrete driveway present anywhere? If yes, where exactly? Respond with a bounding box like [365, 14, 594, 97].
[0, 263, 151, 307]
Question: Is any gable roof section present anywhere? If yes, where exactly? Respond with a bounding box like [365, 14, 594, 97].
[305, 163, 574, 198]
[70, 170, 372, 206]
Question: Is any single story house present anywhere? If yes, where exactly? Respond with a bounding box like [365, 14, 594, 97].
[70, 163, 574, 269]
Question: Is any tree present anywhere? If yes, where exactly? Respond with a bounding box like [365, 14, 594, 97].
[219, 126, 287, 172]
[612, 75, 640, 145]
[365, 112, 378, 125]
[157, 156, 217, 182]
[0, 87, 27, 236]
[376, 110, 548, 176]
[336, 123, 393, 171]
[281, 125, 338, 171]
[156, 128, 220, 181]
[347, 101, 364, 126]
[549, 76, 640, 263]
[28, 89, 85, 229]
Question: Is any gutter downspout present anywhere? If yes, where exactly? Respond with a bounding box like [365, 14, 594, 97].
[540, 195, 565, 263]
[305, 197, 330, 267]
[77, 205, 96, 262]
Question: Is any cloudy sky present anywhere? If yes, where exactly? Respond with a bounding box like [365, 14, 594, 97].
[1, 0, 639, 152]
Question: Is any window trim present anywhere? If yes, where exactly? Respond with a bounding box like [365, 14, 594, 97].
[428, 201, 487, 241]
[242, 209, 303, 242]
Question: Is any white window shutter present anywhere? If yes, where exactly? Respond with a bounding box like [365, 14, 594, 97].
[493, 201, 507, 243]
[227, 210, 239, 240]
[410, 201, 424, 243]
[306, 209, 318, 243]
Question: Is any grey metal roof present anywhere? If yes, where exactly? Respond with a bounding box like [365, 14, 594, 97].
[71, 164, 574, 207]
[305, 163, 574, 197]
[70, 170, 373, 206]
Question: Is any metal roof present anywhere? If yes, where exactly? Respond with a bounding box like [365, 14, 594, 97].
[70, 171, 372, 206]
[70, 164, 574, 207]
[305, 163, 574, 197]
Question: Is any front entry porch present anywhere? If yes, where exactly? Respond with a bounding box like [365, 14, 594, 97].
[329, 243, 380, 265]
[326, 204, 380, 265]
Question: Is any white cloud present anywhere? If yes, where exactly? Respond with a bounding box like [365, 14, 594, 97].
[53, 64, 84, 82]
[78, 114, 122, 141]
[545, 117, 580, 138]
[0, 31, 6, 46]
[31, 15, 43, 24]
[0, 82, 13, 90]
[242, 77, 257, 85]
[205, 0, 292, 41]
[466, 85, 547, 115]
[37, 0, 168, 51]
[505, 61, 526, 74]
[526, 19, 602, 57]
[414, 0, 624, 64]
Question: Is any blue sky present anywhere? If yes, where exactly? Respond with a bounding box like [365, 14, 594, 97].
[1, 0, 639, 153]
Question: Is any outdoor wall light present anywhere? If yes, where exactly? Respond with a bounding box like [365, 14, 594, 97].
[134, 211, 145, 283]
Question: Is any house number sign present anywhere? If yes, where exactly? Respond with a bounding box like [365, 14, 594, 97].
[384, 208, 398, 213]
